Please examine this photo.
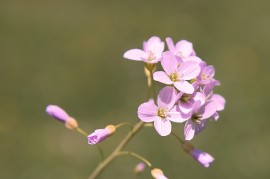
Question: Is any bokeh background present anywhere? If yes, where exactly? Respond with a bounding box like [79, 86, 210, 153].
[1, 0, 270, 178]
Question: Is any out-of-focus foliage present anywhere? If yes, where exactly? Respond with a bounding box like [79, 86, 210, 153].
[0, 0, 269, 178]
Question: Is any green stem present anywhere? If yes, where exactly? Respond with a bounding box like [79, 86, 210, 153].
[88, 121, 145, 179]
[115, 122, 133, 131]
[117, 151, 152, 168]
[76, 127, 105, 161]
[171, 132, 184, 144]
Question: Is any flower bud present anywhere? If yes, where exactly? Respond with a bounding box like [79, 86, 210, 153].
[182, 142, 214, 168]
[46, 105, 78, 130]
[151, 168, 168, 179]
[46, 105, 70, 122]
[88, 125, 116, 145]
[133, 162, 145, 175]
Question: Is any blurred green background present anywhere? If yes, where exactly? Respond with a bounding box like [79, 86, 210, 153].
[1, 0, 269, 178]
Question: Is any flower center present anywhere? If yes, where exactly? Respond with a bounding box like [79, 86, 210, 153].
[191, 114, 202, 123]
[176, 51, 184, 58]
[202, 73, 210, 80]
[157, 108, 167, 119]
[180, 94, 191, 103]
[147, 51, 156, 61]
[169, 73, 179, 82]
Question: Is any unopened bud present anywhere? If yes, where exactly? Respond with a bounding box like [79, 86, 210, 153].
[105, 125, 116, 136]
[151, 168, 168, 179]
[65, 117, 78, 130]
[133, 162, 145, 175]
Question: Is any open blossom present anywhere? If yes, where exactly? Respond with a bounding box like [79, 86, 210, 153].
[153, 51, 201, 94]
[184, 101, 216, 140]
[166, 37, 196, 58]
[197, 61, 220, 86]
[177, 84, 206, 114]
[201, 81, 226, 121]
[123, 36, 164, 63]
[88, 125, 116, 145]
[138, 86, 185, 136]
[151, 168, 168, 179]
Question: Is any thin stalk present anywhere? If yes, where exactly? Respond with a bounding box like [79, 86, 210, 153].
[88, 121, 145, 179]
[117, 151, 152, 168]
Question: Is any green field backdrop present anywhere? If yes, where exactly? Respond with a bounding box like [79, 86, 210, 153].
[1, 0, 270, 178]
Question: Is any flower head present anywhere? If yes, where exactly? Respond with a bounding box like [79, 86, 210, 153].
[153, 51, 201, 94]
[123, 36, 164, 63]
[184, 101, 216, 140]
[88, 125, 116, 145]
[138, 86, 186, 136]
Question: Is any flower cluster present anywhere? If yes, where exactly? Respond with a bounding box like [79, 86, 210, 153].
[124, 36, 225, 140]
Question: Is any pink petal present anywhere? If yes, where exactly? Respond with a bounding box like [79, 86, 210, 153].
[166, 37, 176, 52]
[199, 102, 216, 120]
[161, 51, 178, 75]
[153, 71, 173, 85]
[157, 86, 177, 109]
[175, 40, 193, 58]
[203, 65, 215, 78]
[211, 94, 225, 111]
[183, 56, 202, 63]
[184, 120, 195, 140]
[123, 49, 146, 61]
[138, 101, 159, 122]
[179, 61, 201, 80]
[174, 81, 194, 94]
[212, 112, 219, 121]
[179, 100, 194, 114]
[144, 36, 164, 55]
[154, 119, 172, 136]
[168, 105, 189, 123]
[193, 92, 206, 106]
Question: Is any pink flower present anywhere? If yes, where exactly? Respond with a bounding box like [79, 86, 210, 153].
[138, 86, 185, 136]
[88, 125, 116, 145]
[197, 61, 220, 86]
[190, 149, 214, 168]
[123, 36, 164, 63]
[201, 82, 226, 121]
[177, 84, 206, 114]
[184, 101, 216, 140]
[153, 51, 201, 94]
[166, 37, 196, 58]
[46, 105, 70, 122]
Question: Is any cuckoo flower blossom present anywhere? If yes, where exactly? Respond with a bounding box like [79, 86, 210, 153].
[138, 86, 185, 136]
[184, 101, 216, 140]
[197, 61, 220, 86]
[177, 83, 206, 114]
[123, 36, 164, 63]
[201, 81, 226, 120]
[166, 37, 196, 58]
[88, 125, 116, 145]
[153, 51, 201, 94]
